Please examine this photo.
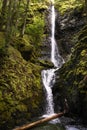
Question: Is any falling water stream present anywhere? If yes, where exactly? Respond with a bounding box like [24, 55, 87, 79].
[41, 0, 64, 119]
[51, 3, 64, 68]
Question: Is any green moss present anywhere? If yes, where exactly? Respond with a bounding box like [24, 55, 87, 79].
[0, 1, 50, 129]
[11, 36, 33, 51]
[78, 25, 87, 40]
[55, 0, 84, 14]
[81, 50, 87, 56]
[0, 32, 5, 48]
[0, 45, 43, 128]
[55, 24, 87, 119]
[30, 2, 48, 12]
[25, 15, 45, 46]
[38, 60, 54, 68]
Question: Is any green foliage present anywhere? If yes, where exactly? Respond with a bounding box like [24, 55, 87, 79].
[0, 0, 46, 123]
[55, 0, 84, 14]
[56, 25, 87, 118]
[11, 36, 34, 53]
[31, 0, 50, 5]
[0, 45, 43, 128]
[0, 0, 48, 45]
[25, 15, 45, 45]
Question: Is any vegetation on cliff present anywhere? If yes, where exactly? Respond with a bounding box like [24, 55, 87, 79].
[0, 0, 87, 129]
[55, 25, 87, 120]
[0, 0, 50, 129]
[55, 0, 84, 14]
[0, 45, 43, 128]
[53, 0, 87, 123]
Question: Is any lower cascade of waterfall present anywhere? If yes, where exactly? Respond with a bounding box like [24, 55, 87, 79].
[42, 69, 55, 115]
[41, 69, 60, 123]
[41, 2, 64, 123]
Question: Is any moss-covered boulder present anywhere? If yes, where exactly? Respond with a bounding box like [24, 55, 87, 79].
[38, 59, 54, 68]
[53, 25, 87, 122]
[10, 36, 34, 61]
[0, 45, 43, 129]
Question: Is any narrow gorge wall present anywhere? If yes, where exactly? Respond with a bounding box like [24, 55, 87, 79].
[52, 6, 87, 122]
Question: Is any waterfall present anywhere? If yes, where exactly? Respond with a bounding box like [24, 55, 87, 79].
[42, 0, 64, 120]
[51, 5, 64, 68]
[42, 69, 55, 115]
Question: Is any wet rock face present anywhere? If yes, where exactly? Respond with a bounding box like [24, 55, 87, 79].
[40, 37, 51, 60]
[54, 7, 86, 60]
[52, 7, 87, 122]
[40, 7, 52, 61]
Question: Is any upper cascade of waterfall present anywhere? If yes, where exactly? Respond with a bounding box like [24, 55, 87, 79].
[51, 3, 64, 68]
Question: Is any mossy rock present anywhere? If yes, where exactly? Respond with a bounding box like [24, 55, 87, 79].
[53, 25, 87, 120]
[0, 45, 43, 129]
[11, 36, 33, 52]
[78, 25, 87, 41]
[0, 32, 5, 48]
[38, 59, 54, 68]
[10, 36, 35, 61]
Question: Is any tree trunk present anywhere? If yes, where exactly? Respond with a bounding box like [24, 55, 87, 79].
[14, 0, 22, 35]
[12, 0, 20, 36]
[85, 0, 87, 20]
[0, 0, 8, 30]
[13, 112, 64, 130]
[6, 0, 12, 42]
[20, 0, 30, 37]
